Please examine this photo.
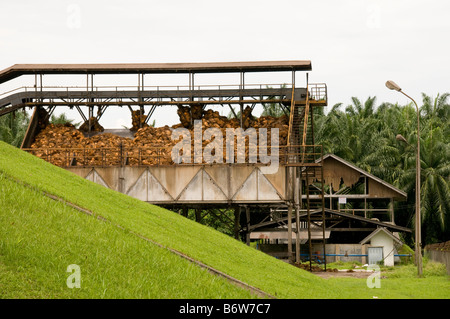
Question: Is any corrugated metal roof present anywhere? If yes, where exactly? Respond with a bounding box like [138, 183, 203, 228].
[248, 208, 411, 233]
[0, 60, 312, 84]
[360, 227, 404, 245]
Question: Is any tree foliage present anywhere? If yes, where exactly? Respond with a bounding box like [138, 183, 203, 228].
[50, 113, 81, 127]
[315, 94, 450, 245]
[0, 111, 29, 147]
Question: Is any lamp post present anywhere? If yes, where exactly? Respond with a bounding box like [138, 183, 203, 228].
[386, 80, 422, 277]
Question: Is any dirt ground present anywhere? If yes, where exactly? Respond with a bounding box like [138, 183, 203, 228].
[292, 262, 374, 278]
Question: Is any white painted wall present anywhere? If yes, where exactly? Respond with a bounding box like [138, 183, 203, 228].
[370, 231, 395, 266]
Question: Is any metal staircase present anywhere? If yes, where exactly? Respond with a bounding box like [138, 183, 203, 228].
[286, 80, 327, 270]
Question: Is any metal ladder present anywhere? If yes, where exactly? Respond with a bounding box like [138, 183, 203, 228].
[286, 82, 327, 271]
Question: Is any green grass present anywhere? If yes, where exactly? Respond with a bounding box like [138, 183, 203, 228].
[323, 259, 450, 299]
[0, 141, 449, 299]
[383, 258, 448, 278]
[325, 262, 450, 299]
[324, 276, 450, 299]
[0, 174, 255, 298]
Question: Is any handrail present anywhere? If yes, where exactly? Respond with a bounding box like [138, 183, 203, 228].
[22, 144, 323, 167]
[308, 83, 327, 101]
[0, 86, 26, 97]
[0, 83, 293, 98]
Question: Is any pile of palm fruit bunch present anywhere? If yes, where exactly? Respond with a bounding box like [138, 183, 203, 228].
[78, 117, 104, 133]
[130, 110, 149, 131]
[81, 133, 133, 166]
[28, 123, 85, 167]
[29, 123, 133, 167]
[28, 106, 289, 167]
[176, 104, 204, 128]
[133, 125, 175, 165]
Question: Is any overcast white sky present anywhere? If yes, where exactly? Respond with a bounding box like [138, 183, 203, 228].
[1, 0, 449, 128]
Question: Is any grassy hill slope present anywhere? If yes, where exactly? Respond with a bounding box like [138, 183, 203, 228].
[1, 142, 449, 299]
[0, 141, 343, 299]
[0, 173, 257, 298]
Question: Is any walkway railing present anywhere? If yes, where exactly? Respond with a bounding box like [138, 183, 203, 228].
[22, 144, 322, 168]
[1, 83, 292, 98]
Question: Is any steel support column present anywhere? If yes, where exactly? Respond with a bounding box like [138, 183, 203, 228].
[245, 206, 251, 246]
[294, 167, 300, 263]
[234, 206, 241, 240]
[321, 161, 327, 271]
[306, 167, 312, 271]
[287, 203, 293, 262]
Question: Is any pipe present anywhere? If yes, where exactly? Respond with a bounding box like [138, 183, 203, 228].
[299, 253, 412, 257]
[301, 253, 368, 257]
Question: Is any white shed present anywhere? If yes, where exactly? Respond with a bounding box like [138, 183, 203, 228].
[360, 227, 403, 266]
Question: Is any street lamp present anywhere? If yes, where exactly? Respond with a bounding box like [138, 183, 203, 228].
[386, 80, 422, 277]
[395, 134, 408, 144]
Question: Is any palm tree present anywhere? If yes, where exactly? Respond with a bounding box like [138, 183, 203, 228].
[399, 126, 450, 243]
[50, 113, 81, 127]
[261, 102, 288, 117]
[316, 94, 449, 245]
[421, 93, 450, 143]
[315, 103, 354, 159]
[365, 103, 417, 185]
[421, 93, 449, 122]
[316, 97, 382, 170]
[345, 96, 376, 119]
[0, 111, 30, 147]
[418, 94, 449, 242]
[261, 84, 289, 118]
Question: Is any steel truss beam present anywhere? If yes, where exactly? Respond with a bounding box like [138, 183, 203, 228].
[0, 86, 308, 117]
